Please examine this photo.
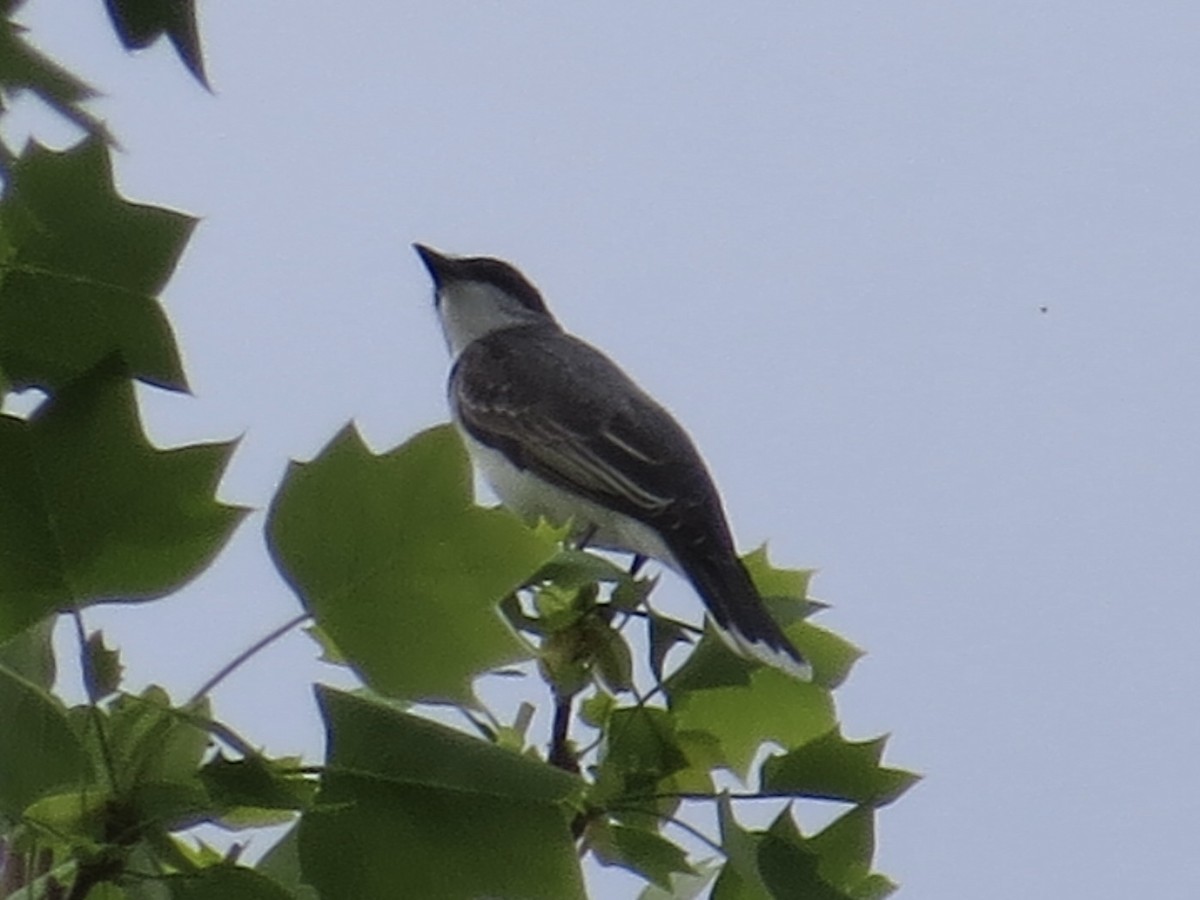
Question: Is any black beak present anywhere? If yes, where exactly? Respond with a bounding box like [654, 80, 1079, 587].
[413, 243, 452, 287]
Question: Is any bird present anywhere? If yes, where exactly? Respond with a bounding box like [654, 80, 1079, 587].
[414, 244, 810, 681]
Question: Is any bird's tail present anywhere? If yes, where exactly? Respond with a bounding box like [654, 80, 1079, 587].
[680, 548, 812, 681]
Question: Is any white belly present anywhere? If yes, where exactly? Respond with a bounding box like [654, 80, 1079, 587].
[458, 428, 679, 570]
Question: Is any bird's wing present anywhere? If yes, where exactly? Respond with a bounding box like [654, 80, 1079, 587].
[450, 326, 715, 525]
[451, 325, 811, 681]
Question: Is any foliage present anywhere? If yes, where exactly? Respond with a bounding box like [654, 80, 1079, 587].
[0, 6, 916, 898]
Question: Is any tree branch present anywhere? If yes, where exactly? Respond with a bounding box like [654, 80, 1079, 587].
[547, 691, 579, 773]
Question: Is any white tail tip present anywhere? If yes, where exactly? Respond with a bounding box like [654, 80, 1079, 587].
[713, 622, 813, 681]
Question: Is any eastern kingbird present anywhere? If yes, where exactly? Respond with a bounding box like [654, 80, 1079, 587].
[415, 244, 811, 681]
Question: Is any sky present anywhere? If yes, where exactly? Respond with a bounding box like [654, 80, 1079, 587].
[4, 2, 1200, 897]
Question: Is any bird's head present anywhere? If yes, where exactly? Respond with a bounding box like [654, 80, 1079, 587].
[413, 244, 556, 357]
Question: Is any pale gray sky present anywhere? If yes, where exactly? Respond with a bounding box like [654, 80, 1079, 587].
[6, 2, 1200, 897]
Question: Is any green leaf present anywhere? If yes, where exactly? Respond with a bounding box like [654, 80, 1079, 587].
[0, 365, 245, 642]
[804, 807, 893, 898]
[22, 787, 110, 843]
[590, 619, 634, 694]
[65, 691, 222, 837]
[494, 699, 535, 752]
[256, 824, 320, 900]
[533, 548, 655, 614]
[155, 834, 227, 871]
[534, 549, 631, 590]
[649, 615, 694, 683]
[312, 687, 578, 802]
[580, 690, 615, 728]
[594, 821, 695, 890]
[128, 778, 212, 832]
[267, 425, 558, 703]
[714, 798, 854, 900]
[767, 808, 894, 900]
[532, 580, 594, 631]
[592, 706, 693, 824]
[714, 801, 895, 900]
[760, 729, 920, 807]
[789, 622, 863, 690]
[0, 664, 89, 817]
[298, 687, 584, 900]
[637, 861, 720, 900]
[611, 572, 657, 611]
[103, 0, 209, 88]
[302, 623, 347, 666]
[601, 707, 689, 788]
[713, 794, 772, 900]
[538, 626, 592, 698]
[670, 730, 721, 791]
[847, 874, 898, 900]
[0, 615, 55, 689]
[164, 865, 296, 900]
[0, 19, 110, 141]
[667, 629, 755, 693]
[90, 885, 135, 900]
[100, 688, 211, 792]
[756, 831, 849, 900]
[741, 545, 815, 613]
[0, 139, 194, 391]
[83, 629, 123, 701]
[199, 754, 315, 813]
[208, 804, 294, 832]
[669, 659, 836, 778]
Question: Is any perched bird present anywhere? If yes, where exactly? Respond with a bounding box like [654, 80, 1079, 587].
[415, 244, 810, 680]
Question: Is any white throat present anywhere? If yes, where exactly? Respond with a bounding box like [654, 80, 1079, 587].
[436, 280, 551, 359]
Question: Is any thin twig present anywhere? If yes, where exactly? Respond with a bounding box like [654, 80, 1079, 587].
[65, 858, 119, 900]
[643, 790, 807, 803]
[575, 716, 607, 759]
[457, 707, 496, 741]
[547, 691, 579, 773]
[620, 606, 705, 637]
[607, 806, 726, 858]
[274, 764, 326, 777]
[187, 612, 311, 705]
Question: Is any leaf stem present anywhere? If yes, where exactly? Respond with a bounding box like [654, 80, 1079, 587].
[187, 611, 311, 705]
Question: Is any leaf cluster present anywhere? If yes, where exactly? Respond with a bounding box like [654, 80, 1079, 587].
[0, 8, 916, 899]
[0, 0, 206, 159]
